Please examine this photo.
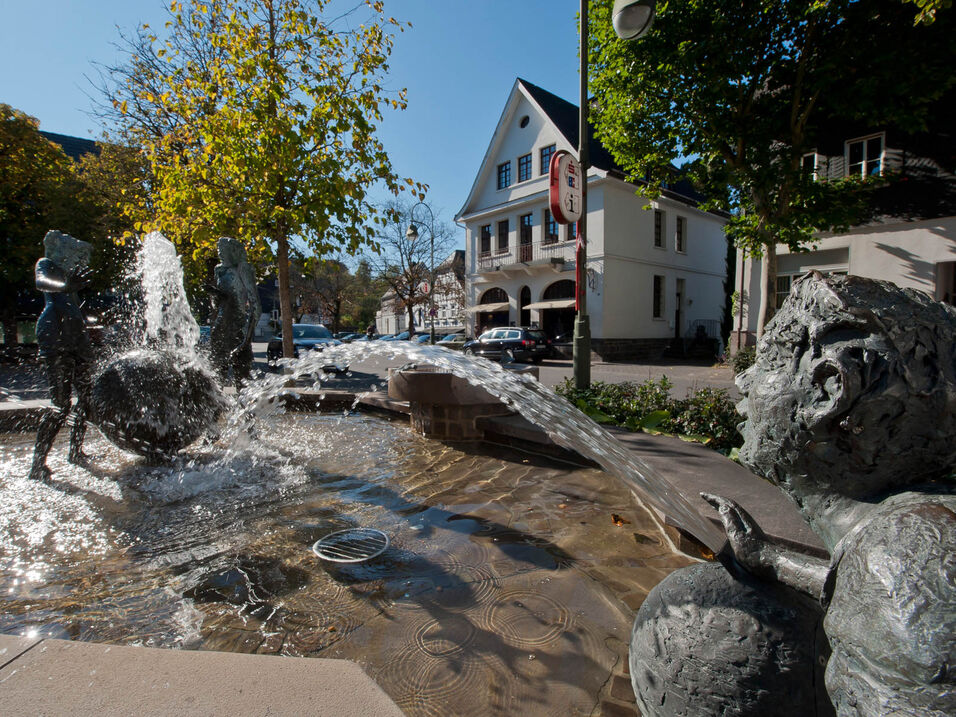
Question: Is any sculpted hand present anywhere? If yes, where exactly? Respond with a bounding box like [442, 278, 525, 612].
[69, 266, 93, 292]
[702, 492, 769, 573]
[703, 492, 829, 598]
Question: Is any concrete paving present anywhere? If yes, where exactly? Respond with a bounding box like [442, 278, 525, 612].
[0, 634, 402, 716]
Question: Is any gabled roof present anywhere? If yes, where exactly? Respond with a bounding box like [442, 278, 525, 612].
[517, 78, 622, 174]
[456, 78, 705, 221]
[40, 131, 98, 161]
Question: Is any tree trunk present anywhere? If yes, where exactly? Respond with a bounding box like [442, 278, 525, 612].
[276, 231, 295, 358]
[756, 244, 778, 339]
[406, 303, 416, 335]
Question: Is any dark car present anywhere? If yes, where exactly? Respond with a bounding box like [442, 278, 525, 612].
[461, 327, 552, 363]
[267, 324, 346, 371]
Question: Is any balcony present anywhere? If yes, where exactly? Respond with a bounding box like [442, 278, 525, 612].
[476, 239, 573, 274]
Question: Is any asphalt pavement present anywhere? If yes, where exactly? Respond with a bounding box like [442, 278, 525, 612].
[257, 342, 740, 399]
[0, 342, 739, 406]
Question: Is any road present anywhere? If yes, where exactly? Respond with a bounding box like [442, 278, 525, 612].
[252, 342, 739, 399]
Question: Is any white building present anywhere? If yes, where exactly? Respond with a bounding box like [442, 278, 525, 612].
[375, 250, 466, 336]
[456, 79, 731, 360]
[732, 123, 956, 350]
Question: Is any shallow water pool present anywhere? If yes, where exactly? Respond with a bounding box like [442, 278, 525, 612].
[0, 413, 690, 715]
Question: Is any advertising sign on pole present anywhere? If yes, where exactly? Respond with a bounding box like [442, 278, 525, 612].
[549, 150, 583, 224]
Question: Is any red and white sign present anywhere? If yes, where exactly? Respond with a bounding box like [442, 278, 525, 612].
[549, 150, 583, 224]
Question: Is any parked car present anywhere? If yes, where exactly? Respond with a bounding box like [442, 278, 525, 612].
[461, 327, 552, 363]
[413, 334, 433, 344]
[382, 331, 410, 341]
[266, 323, 346, 371]
[436, 333, 467, 350]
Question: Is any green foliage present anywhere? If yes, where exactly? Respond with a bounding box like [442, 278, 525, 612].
[104, 0, 423, 355]
[588, 0, 955, 331]
[732, 346, 757, 375]
[0, 105, 76, 344]
[670, 387, 742, 453]
[556, 377, 743, 454]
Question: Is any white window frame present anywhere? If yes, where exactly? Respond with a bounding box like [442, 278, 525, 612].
[845, 133, 885, 178]
[675, 216, 687, 254]
[802, 151, 820, 181]
[653, 209, 665, 249]
[653, 275, 666, 319]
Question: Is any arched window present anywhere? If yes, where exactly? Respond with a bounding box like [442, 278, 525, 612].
[480, 287, 508, 304]
[543, 279, 575, 301]
[520, 286, 531, 326]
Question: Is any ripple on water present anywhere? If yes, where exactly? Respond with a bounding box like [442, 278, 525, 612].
[0, 395, 692, 716]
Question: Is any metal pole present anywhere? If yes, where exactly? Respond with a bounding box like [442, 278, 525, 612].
[573, 0, 591, 390]
[430, 225, 436, 345]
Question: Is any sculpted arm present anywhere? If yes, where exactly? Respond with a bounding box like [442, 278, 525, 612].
[36, 259, 91, 294]
[703, 493, 830, 599]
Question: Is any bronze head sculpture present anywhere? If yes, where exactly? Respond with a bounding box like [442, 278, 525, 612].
[631, 272, 956, 717]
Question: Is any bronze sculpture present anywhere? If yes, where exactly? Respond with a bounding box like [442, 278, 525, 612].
[28, 231, 94, 481]
[207, 237, 260, 386]
[631, 272, 956, 716]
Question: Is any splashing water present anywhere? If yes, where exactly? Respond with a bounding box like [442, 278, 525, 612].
[231, 341, 727, 553]
[134, 232, 201, 353]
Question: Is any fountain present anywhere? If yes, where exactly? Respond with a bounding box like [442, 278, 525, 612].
[3, 230, 720, 714]
[82, 232, 227, 458]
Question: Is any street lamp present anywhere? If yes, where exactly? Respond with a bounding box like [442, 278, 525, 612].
[573, 0, 657, 390]
[611, 0, 656, 40]
[406, 201, 436, 345]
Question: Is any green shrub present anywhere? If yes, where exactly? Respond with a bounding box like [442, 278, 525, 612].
[670, 387, 742, 452]
[732, 346, 756, 374]
[556, 376, 743, 454]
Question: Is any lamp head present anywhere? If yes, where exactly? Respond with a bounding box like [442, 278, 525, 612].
[406, 223, 419, 240]
[612, 0, 656, 40]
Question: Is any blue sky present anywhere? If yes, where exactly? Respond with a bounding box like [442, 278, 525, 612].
[0, 0, 584, 247]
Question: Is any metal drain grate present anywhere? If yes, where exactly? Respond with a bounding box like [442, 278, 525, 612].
[312, 528, 390, 563]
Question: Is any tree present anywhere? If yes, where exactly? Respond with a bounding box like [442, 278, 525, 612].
[71, 141, 152, 296]
[0, 106, 74, 346]
[362, 199, 455, 336]
[102, 0, 423, 357]
[588, 0, 955, 335]
[350, 258, 385, 329]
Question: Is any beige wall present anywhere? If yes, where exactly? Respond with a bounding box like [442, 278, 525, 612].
[733, 216, 956, 338]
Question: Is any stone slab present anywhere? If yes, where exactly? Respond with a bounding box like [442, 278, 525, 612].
[0, 634, 41, 669]
[479, 414, 827, 558]
[0, 636, 402, 716]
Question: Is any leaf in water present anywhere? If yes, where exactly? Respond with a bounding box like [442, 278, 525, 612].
[611, 513, 631, 527]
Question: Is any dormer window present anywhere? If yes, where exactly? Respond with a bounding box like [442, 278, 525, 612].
[846, 134, 884, 177]
[497, 161, 512, 190]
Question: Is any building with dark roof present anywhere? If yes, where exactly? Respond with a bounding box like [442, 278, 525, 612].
[455, 78, 729, 360]
[39, 131, 98, 161]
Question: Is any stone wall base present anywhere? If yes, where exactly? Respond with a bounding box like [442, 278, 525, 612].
[590, 338, 671, 362]
[409, 402, 513, 441]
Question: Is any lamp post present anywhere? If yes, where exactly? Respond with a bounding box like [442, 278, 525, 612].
[406, 201, 436, 344]
[573, 0, 656, 390]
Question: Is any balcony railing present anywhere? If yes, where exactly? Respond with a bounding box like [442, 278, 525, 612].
[476, 239, 574, 272]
